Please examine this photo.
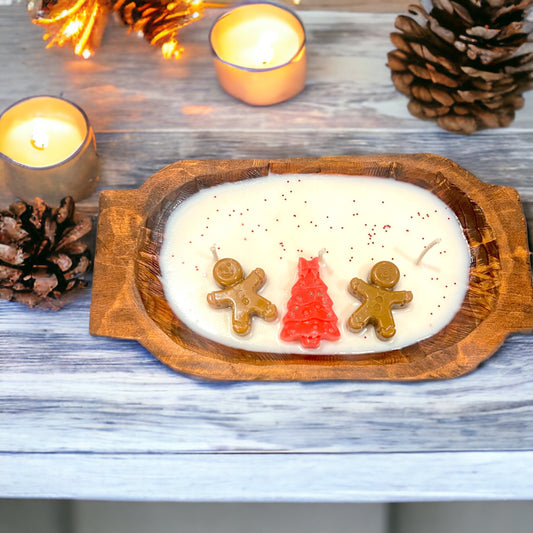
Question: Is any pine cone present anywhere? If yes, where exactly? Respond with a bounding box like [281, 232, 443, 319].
[388, 0, 533, 134]
[113, 0, 205, 58]
[0, 197, 92, 309]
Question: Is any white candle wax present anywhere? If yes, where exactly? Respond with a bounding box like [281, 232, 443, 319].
[159, 174, 471, 354]
[0, 116, 85, 167]
[218, 19, 301, 69]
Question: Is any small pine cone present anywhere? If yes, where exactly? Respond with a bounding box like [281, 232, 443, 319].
[0, 197, 92, 309]
[388, 0, 533, 134]
[113, 0, 205, 58]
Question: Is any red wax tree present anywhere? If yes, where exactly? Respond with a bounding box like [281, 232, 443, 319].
[280, 257, 341, 349]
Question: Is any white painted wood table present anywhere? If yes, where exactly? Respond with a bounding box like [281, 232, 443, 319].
[1, 2, 533, 502]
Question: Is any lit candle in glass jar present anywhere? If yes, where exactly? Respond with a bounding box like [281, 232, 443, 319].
[0, 96, 99, 204]
[209, 2, 306, 106]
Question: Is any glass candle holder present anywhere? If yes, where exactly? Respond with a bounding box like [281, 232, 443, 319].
[209, 2, 307, 106]
[0, 96, 100, 205]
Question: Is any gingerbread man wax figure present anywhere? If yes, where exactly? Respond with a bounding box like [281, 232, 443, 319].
[348, 261, 413, 340]
[207, 258, 278, 335]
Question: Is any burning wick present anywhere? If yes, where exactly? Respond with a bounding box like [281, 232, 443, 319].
[416, 238, 442, 265]
[30, 118, 49, 151]
[255, 31, 276, 66]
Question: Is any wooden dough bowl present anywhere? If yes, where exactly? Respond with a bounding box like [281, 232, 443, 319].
[89, 155, 533, 381]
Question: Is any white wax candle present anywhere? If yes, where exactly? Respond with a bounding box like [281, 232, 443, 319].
[0, 96, 99, 204]
[159, 174, 471, 354]
[209, 3, 307, 106]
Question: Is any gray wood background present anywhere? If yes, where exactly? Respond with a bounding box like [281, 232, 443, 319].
[1, 1, 533, 501]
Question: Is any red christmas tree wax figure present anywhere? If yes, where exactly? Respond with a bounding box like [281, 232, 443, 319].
[280, 257, 341, 349]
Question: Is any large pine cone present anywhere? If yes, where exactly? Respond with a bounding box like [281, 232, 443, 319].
[388, 0, 533, 134]
[0, 197, 92, 309]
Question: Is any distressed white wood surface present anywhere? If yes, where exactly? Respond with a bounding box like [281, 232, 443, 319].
[3, 451, 533, 502]
[1, 4, 533, 500]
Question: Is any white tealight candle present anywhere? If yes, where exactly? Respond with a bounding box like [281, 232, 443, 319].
[159, 174, 471, 354]
[209, 3, 307, 106]
[0, 96, 99, 204]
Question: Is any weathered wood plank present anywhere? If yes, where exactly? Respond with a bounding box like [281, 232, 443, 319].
[2, 451, 533, 501]
[1, 8, 532, 134]
[91, 130, 533, 197]
[1, 286, 532, 454]
[296, 0, 413, 12]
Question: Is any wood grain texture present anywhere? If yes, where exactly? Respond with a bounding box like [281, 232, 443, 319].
[90, 155, 532, 381]
[2, 451, 533, 501]
[296, 0, 413, 12]
[1, 3, 533, 501]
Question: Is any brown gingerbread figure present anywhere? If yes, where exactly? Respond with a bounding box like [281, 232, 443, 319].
[347, 261, 412, 340]
[207, 258, 277, 335]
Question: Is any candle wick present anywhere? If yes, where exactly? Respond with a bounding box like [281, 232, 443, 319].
[210, 244, 219, 262]
[318, 248, 333, 274]
[30, 139, 46, 151]
[416, 238, 442, 265]
[30, 118, 49, 150]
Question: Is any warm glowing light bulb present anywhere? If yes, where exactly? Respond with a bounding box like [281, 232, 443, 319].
[255, 31, 276, 66]
[64, 19, 83, 38]
[161, 39, 182, 59]
[30, 118, 49, 151]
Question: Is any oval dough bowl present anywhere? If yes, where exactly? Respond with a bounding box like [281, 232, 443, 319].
[89, 155, 533, 381]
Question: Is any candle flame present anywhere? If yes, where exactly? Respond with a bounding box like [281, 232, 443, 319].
[30, 119, 49, 151]
[255, 31, 276, 66]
